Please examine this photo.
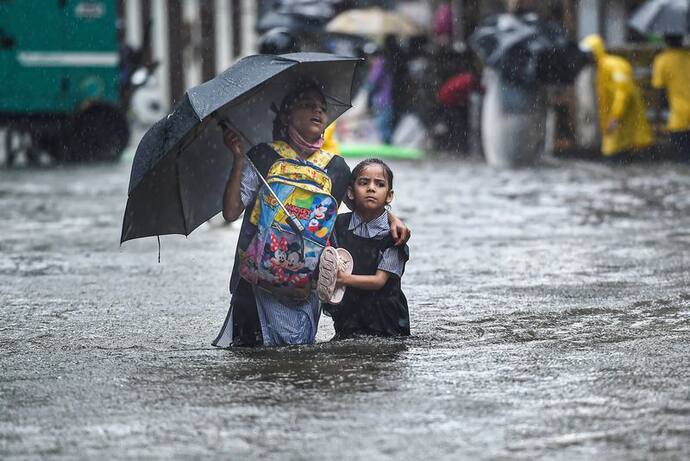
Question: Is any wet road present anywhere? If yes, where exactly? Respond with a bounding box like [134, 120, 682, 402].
[1, 155, 690, 460]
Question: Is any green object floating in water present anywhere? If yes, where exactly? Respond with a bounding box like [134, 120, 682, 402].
[339, 143, 424, 160]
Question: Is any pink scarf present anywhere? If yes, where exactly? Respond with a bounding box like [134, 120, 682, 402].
[288, 125, 324, 155]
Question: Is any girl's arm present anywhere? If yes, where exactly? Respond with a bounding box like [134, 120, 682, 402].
[338, 269, 391, 291]
[222, 129, 247, 222]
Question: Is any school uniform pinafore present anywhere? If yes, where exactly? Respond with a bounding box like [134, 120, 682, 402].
[324, 212, 410, 338]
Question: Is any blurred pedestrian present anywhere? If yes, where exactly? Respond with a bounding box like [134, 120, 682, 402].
[435, 47, 480, 153]
[366, 35, 407, 144]
[580, 34, 653, 161]
[473, 0, 548, 167]
[471, 0, 587, 166]
[403, 35, 434, 117]
[652, 35, 690, 160]
[432, 1, 453, 47]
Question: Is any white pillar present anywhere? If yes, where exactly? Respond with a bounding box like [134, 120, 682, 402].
[124, 0, 143, 47]
[575, 0, 602, 150]
[152, 0, 170, 111]
[577, 0, 601, 40]
[452, 0, 464, 46]
[241, 0, 257, 56]
[604, 0, 627, 47]
[215, 0, 232, 71]
[183, 0, 202, 88]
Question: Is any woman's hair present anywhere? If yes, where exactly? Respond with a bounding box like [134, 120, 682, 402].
[272, 80, 327, 140]
[350, 158, 394, 190]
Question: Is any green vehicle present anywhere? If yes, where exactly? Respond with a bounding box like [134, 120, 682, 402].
[0, 0, 130, 162]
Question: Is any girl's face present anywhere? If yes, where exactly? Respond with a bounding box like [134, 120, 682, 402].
[285, 89, 328, 142]
[348, 164, 393, 217]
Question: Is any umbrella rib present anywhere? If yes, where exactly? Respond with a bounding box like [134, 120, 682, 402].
[325, 94, 350, 109]
[174, 146, 190, 237]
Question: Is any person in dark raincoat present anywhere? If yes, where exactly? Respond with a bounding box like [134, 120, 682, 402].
[366, 35, 409, 144]
[472, 0, 584, 167]
[213, 82, 411, 347]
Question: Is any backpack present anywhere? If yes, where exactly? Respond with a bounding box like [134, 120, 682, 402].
[238, 141, 338, 301]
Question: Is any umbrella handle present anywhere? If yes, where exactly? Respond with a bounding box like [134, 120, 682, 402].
[216, 116, 306, 235]
[217, 118, 230, 131]
[286, 215, 305, 235]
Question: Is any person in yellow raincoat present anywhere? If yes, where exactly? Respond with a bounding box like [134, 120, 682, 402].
[322, 122, 340, 154]
[652, 35, 690, 159]
[580, 34, 653, 159]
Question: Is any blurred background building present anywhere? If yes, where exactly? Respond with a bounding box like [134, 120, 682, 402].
[0, 0, 678, 165]
[120, 0, 258, 113]
[5, 0, 659, 110]
[119, 0, 655, 116]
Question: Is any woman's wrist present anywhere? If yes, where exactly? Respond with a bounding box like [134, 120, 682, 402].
[230, 155, 246, 174]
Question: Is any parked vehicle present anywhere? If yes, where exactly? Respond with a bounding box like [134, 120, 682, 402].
[0, 0, 139, 163]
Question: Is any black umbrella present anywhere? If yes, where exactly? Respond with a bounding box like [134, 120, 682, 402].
[271, 0, 339, 19]
[120, 52, 361, 244]
[256, 10, 328, 34]
[256, 0, 340, 34]
[470, 13, 587, 87]
[629, 0, 690, 36]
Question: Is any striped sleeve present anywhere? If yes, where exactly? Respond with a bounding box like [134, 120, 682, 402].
[240, 160, 260, 208]
[378, 246, 406, 278]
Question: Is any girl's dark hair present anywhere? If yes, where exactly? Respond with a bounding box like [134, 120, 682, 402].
[350, 158, 394, 189]
[272, 80, 327, 140]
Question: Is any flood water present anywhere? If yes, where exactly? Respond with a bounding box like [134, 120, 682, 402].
[1, 155, 689, 459]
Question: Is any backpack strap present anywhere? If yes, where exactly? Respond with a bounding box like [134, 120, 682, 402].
[247, 144, 280, 176]
[269, 141, 335, 170]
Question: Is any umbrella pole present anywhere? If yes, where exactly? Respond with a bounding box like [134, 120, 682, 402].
[216, 118, 305, 235]
[246, 156, 305, 235]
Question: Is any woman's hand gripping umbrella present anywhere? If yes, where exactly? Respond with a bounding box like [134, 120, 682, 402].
[218, 118, 304, 236]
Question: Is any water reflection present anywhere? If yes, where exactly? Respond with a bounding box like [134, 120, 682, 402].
[215, 339, 409, 392]
[2, 157, 690, 458]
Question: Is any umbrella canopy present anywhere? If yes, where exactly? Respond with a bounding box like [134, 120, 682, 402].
[470, 13, 587, 87]
[121, 52, 362, 243]
[325, 7, 421, 41]
[256, 10, 327, 34]
[274, 0, 341, 19]
[629, 0, 690, 36]
[256, 0, 340, 33]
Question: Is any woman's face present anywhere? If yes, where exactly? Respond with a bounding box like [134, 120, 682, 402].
[286, 89, 328, 142]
